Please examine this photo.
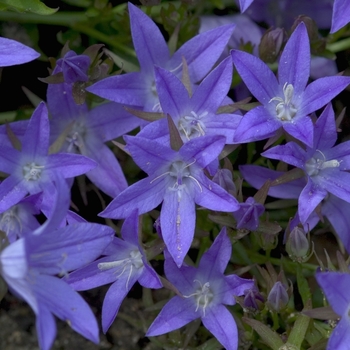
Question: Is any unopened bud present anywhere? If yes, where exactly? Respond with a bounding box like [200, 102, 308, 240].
[267, 281, 289, 312]
[259, 28, 285, 63]
[212, 168, 236, 194]
[244, 288, 265, 311]
[291, 16, 319, 42]
[286, 226, 310, 262]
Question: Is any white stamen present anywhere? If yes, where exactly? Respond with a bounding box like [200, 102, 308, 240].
[269, 83, 297, 121]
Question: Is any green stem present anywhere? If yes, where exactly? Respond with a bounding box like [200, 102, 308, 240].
[327, 37, 350, 53]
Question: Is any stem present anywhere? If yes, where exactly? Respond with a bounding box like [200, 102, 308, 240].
[327, 37, 350, 53]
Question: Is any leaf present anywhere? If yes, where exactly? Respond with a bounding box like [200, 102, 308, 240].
[297, 264, 312, 306]
[167, 114, 183, 151]
[0, 0, 58, 14]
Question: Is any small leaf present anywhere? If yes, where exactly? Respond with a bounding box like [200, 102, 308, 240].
[167, 114, 183, 151]
[296, 264, 312, 306]
[6, 123, 22, 151]
[124, 106, 164, 122]
[38, 72, 65, 84]
[0, 0, 58, 14]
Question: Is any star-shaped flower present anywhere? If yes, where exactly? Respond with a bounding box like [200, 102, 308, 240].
[65, 209, 162, 333]
[231, 22, 350, 147]
[87, 2, 235, 112]
[100, 134, 239, 266]
[146, 227, 254, 350]
[261, 103, 350, 224]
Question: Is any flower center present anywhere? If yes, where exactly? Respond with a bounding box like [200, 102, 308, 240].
[66, 121, 87, 153]
[23, 162, 44, 181]
[184, 280, 214, 317]
[269, 83, 297, 121]
[305, 150, 341, 176]
[178, 111, 208, 140]
[97, 249, 143, 290]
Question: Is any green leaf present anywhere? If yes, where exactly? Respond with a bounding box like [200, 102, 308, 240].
[297, 264, 312, 306]
[0, 0, 58, 14]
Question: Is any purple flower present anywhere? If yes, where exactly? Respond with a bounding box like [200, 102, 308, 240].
[0, 36, 40, 67]
[0, 176, 114, 350]
[87, 3, 235, 112]
[138, 57, 241, 144]
[56, 50, 90, 83]
[331, 0, 350, 33]
[316, 271, 350, 350]
[237, 0, 255, 12]
[146, 227, 254, 350]
[0, 102, 96, 213]
[231, 22, 350, 147]
[100, 134, 239, 266]
[64, 209, 162, 333]
[262, 103, 350, 224]
[233, 197, 265, 231]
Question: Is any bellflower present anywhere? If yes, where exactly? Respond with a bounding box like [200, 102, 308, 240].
[0, 36, 40, 67]
[48, 53, 141, 198]
[316, 271, 350, 350]
[231, 22, 350, 147]
[65, 209, 162, 333]
[331, 0, 350, 33]
[147, 227, 254, 350]
[262, 103, 350, 224]
[138, 57, 242, 144]
[87, 2, 235, 112]
[100, 134, 239, 266]
[0, 102, 96, 214]
[0, 176, 115, 350]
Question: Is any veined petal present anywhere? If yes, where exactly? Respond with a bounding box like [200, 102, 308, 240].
[155, 66, 190, 119]
[299, 76, 350, 117]
[202, 305, 238, 350]
[221, 275, 254, 305]
[331, 0, 350, 33]
[128, 3, 169, 73]
[100, 177, 168, 219]
[317, 171, 350, 204]
[23, 103, 50, 159]
[161, 188, 196, 267]
[86, 72, 149, 106]
[173, 24, 235, 82]
[231, 50, 279, 105]
[191, 57, 233, 115]
[278, 23, 310, 94]
[120, 209, 139, 246]
[146, 296, 198, 336]
[124, 135, 176, 174]
[326, 318, 350, 350]
[282, 116, 314, 147]
[234, 106, 281, 143]
[313, 103, 337, 150]
[262, 142, 307, 169]
[102, 272, 140, 333]
[298, 178, 327, 224]
[0, 145, 21, 174]
[33, 274, 99, 344]
[36, 303, 56, 350]
[0, 176, 28, 212]
[328, 141, 350, 170]
[195, 173, 239, 212]
[0, 37, 40, 66]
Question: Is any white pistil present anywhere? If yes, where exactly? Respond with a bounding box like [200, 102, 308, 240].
[269, 83, 297, 121]
[178, 111, 208, 140]
[23, 162, 44, 181]
[66, 121, 86, 153]
[305, 149, 342, 176]
[183, 280, 214, 317]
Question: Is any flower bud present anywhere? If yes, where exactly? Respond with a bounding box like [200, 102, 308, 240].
[267, 281, 289, 312]
[233, 197, 264, 231]
[259, 28, 285, 63]
[286, 226, 310, 262]
[244, 288, 265, 311]
[212, 168, 236, 194]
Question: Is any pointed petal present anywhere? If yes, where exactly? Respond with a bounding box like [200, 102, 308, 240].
[128, 3, 169, 73]
[180, 135, 225, 168]
[86, 72, 149, 106]
[138, 263, 162, 289]
[328, 141, 350, 170]
[120, 209, 139, 245]
[161, 188, 196, 267]
[231, 50, 279, 105]
[146, 296, 198, 336]
[0, 145, 21, 174]
[23, 102, 50, 159]
[278, 23, 310, 93]
[299, 76, 350, 116]
[173, 24, 235, 82]
[221, 275, 254, 304]
[0, 176, 28, 212]
[102, 272, 140, 333]
[195, 173, 239, 212]
[124, 135, 176, 174]
[298, 178, 327, 223]
[46, 153, 97, 177]
[34, 274, 99, 343]
[331, 0, 350, 33]
[84, 142, 127, 197]
[154, 66, 189, 119]
[191, 57, 233, 114]
[262, 142, 307, 169]
[100, 177, 168, 218]
[233, 106, 281, 143]
[199, 227, 231, 275]
[202, 305, 238, 350]
[317, 170, 350, 203]
[0, 37, 39, 66]
[313, 103, 337, 150]
[327, 318, 350, 350]
[36, 303, 57, 350]
[282, 116, 314, 147]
